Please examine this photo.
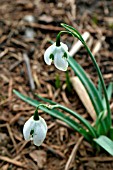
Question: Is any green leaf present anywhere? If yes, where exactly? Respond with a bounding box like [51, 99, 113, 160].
[61, 23, 84, 44]
[98, 78, 103, 99]
[65, 70, 72, 92]
[35, 93, 97, 137]
[61, 23, 104, 115]
[68, 57, 104, 115]
[108, 127, 113, 140]
[13, 89, 92, 142]
[94, 110, 107, 129]
[102, 82, 113, 108]
[35, 94, 56, 105]
[94, 136, 113, 156]
[55, 74, 61, 89]
[62, 23, 111, 134]
[68, 57, 107, 134]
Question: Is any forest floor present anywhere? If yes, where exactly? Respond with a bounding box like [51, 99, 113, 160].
[0, 0, 113, 169]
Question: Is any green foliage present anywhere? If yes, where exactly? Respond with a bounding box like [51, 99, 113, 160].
[92, 15, 98, 25]
[14, 23, 113, 156]
[55, 74, 61, 89]
[13, 90, 92, 142]
[65, 71, 72, 92]
[102, 82, 113, 108]
[61, 23, 111, 134]
[94, 136, 113, 156]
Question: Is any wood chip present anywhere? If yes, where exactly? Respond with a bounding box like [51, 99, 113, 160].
[29, 150, 47, 169]
[71, 76, 96, 120]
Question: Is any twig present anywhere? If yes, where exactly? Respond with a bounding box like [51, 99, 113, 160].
[23, 53, 35, 90]
[0, 48, 8, 59]
[0, 156, 26, 168]
[6, 124, 17, 153]
[8, 78, 13, 105]
[9, 60, 23, 71]
[42, 143, 65, 159]
[65, 136, 83, 170]
[80, 156, 113, 162]
[20, 22, 63, 31]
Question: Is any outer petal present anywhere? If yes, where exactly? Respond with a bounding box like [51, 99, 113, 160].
[44, 43, 55, 65]
[23, 116, 35, 141]
[33, 116, 47, 146]
[54, 49, 68, 71]
[60, 42, 68, 51]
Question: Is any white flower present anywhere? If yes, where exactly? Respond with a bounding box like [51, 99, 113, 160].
[44, 42, 69, 71]
[23, 116, 47, 146]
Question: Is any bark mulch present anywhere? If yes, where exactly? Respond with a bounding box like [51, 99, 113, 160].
[0, 0, 113, 169]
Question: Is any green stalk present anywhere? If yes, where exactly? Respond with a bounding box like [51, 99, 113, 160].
[34, 107, 39, 120]
[51, 104, 97, 138]
[34, 104, 51, 120]
[13, 90, 92, 142]
[56, 31, 72, 47]
[84, 44, 111, 129]
[61, 23, 111, 132]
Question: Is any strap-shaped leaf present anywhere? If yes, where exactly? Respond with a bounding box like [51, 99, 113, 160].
[102, 82, 113, 108]
[13, 89, 91, 142]
[98, 78, 103, 99]
[68, 57, 107, 134]
[68, 57, 104, 115]
[61, 23, 111, 134]
[35, 94, 97, 137]
[94, 135, 113, 156]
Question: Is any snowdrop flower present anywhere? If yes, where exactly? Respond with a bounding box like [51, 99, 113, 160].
[23, 116, 47, 146]
[44, 42, 69, 71]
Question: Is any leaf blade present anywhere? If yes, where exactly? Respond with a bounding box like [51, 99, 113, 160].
[94, 135, 113, 156]
[13, 89, 91, 142]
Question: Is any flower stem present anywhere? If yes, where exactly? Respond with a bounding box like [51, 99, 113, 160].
[56, 31, 72, 47]
[56, 32, 61, 46]
[34, 104, 52, 121]
[84, 44, 111, 130]
[51, 104, 97, 138]
[34, 107, 39, 120]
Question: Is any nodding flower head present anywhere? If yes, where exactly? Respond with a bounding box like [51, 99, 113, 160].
[44, 42, 69, 71]
[23, 116, 47, 146]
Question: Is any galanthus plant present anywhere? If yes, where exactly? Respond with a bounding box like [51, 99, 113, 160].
[14, 23, 113, 155]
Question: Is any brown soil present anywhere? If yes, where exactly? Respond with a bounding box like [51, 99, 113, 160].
[0, 0, 113, 170]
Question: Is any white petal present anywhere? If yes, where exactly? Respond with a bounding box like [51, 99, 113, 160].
[60, 42, 68, 51]
[44, 43, 55, 65]
[33, 116, 47, 146]
[23, 116, 34, 141]
[54, 51, 68, 71]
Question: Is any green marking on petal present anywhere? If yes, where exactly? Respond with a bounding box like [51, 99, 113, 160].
[63, 52, 68, 59]
[49, 54, 54, 60]
[30, 129, 34, 137]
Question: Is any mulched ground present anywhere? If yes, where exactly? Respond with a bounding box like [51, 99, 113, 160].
[0, 0, 113, 169]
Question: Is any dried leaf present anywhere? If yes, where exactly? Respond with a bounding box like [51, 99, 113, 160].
[29, 150, 47, 169]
